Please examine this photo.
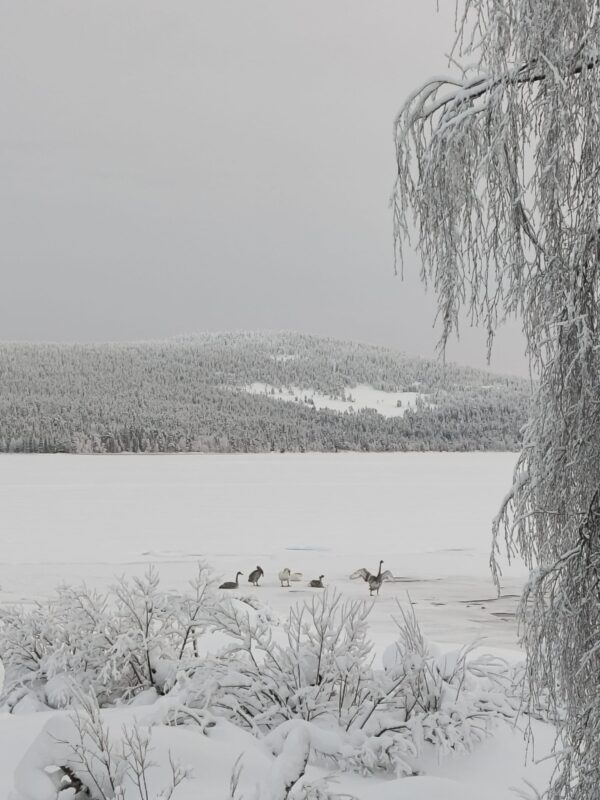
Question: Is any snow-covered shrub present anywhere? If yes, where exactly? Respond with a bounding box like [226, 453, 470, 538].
[230, 721, 367, 800]
[380, 602, 518, 757]
[3, 569, 521, 793]
[0, 565, 217, 710]
[180, 591, 516, 778]
[205, 591, 374, 729]
[12, 690, 190, 800]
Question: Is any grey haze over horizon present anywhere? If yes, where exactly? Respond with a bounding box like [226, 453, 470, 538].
[1, 1, 529, 377]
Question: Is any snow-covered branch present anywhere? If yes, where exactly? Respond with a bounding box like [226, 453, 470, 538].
[393, 2, 600, 797]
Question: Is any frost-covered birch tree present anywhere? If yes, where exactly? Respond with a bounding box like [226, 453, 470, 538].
[393, 2, 600, 798]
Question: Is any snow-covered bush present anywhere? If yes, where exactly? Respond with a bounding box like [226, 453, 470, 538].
[0, 565, 217, 710]
[381, 602, 518, 756]
[12, 690, 190, 800]
[178, 591, 516, 778]
[205, 591, 374, 729]
[3, 569, 521, 795]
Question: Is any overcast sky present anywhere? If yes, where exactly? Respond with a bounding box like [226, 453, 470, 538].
[1, 1, 528, 375]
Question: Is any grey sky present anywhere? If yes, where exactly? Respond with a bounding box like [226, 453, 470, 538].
[1, 1, 528, 375]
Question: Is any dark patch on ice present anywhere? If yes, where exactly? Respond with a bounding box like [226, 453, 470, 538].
[141, 550, 206, 559]
[285, 546, 331, 552]
[490, 611, 516, 620]
[104, 559, 207, 566]
[459, 594, 519, 604]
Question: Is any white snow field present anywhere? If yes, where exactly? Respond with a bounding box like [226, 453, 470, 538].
[0, 453, 555, 799]
[244, 382, 427, 416]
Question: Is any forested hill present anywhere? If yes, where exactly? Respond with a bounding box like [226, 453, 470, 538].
[0, 332, 531, 454]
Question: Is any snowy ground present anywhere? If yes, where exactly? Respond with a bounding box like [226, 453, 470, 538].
[243, 382, 427, 416]
[0, 453, 555, 798]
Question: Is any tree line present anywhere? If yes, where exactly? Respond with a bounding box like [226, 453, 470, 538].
[0, 332, 530, 453]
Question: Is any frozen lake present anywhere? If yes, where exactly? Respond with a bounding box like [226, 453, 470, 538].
[0, 452, 526, 651]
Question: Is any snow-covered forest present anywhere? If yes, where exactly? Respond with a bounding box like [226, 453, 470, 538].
[0, 332, 529, 454]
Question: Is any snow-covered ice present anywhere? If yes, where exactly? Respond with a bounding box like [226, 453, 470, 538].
[0, 452, 525, 649]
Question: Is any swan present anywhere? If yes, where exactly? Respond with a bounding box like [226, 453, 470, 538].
[279, 568, 303, 586]
[367, 560, 393, 596]
[219, 571, 243, 589]
[248, 566, 264, 586]
[351, 561, 395, 592]
[279, 568, 291, 587]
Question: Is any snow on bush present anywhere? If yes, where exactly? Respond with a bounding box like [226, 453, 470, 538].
[0, 565, 217, 710]
[178, 590, 518, 777]
[3, 569, 521, 796]
[381, 602, 517, 754]
[12, 690, 191, 800]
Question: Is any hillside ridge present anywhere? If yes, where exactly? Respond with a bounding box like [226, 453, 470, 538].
[0, 331, 530, 453]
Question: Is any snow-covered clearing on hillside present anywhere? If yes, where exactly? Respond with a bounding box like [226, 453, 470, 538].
[0, 454, 554, 799]
[244, 382, 426, 416]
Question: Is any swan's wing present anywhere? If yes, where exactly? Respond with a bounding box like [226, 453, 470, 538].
[380, 570, 394, 581]
[350, 568, 371, 581]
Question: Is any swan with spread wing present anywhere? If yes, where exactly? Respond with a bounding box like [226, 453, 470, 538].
[350, 560, 393, 595]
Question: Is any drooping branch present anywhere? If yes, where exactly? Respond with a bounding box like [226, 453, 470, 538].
[400, 52, 600, 132]
[391, 3, 600, 798]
